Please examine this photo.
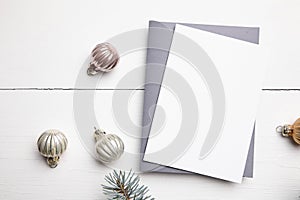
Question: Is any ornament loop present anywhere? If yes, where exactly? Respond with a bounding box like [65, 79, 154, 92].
[276, 125, 283, 134]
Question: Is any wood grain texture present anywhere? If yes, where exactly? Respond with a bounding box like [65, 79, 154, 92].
[1, 0, 300, 199]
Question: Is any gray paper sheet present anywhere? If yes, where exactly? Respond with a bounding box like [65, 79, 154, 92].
[140, 21, 257, 178]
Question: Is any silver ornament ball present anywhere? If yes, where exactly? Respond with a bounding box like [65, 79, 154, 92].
[87, 42, 119, 75]
[37, 129, 68, 168]
[94, 128, 124, 163]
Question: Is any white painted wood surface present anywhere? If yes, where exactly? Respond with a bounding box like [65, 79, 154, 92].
[1, 91, 300, 199]
[1, 0, 300, 199]
[0, 0, 300, 89]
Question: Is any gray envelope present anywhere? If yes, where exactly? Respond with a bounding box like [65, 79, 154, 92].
[140, 21, 257, 178]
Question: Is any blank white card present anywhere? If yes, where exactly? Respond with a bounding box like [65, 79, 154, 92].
[144, 24, 267, 183]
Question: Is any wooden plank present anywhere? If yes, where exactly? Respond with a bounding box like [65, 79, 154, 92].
[0, 90, 300, 199]
[0, 1, 300, 89]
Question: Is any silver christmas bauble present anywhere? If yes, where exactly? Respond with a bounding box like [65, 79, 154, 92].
[87, 42, 119, 75]
[37, 129, 68, 168]
[94, 128, 124, 163]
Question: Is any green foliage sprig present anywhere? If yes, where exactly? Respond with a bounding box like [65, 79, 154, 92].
[102, 170, 154, 200]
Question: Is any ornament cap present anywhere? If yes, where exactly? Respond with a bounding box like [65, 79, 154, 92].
[47, 156, 60, 168]
[276, 124, 293, 137]
[87, 67, 99, 76]
[94, 127, 106, 141]
[276, 118, 300, 144]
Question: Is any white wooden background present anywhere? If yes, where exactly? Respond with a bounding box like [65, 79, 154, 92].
[1, 0, 300, 199]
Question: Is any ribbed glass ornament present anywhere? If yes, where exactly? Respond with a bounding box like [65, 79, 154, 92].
[87, 42, 119, 75]
[37, 129, 68, 168]
[94, 128, 124, 163]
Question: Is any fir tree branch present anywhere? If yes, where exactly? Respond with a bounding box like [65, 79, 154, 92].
[102, 170, 155, 200]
